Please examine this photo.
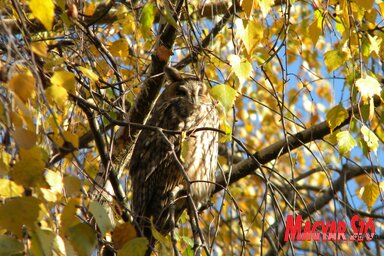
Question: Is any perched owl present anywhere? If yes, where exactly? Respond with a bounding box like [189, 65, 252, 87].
[129, 66, 219, 252]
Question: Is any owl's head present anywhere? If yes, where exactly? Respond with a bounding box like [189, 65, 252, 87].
[162, 66, 210, 105]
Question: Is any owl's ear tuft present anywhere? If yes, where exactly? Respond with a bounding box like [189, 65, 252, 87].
[164, 66, 183, 82]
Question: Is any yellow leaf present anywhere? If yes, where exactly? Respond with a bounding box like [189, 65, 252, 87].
[360, 125, 379, 152]
[67, 223, 97, 256]
[61, 198, 82, 235]
[31, 42, 48, 57]
[12, 127, 37, 149]
[64, 175, 82, 197]
[243, 19, 263, 54]
[110, 39, 129, 58]
[355, 75, 382, 103]
[45, 169, 63, 193]
[228, 54, 253, 84]
[360, 182, 379, 211]
[336, 130, 356, 156]
[45, 85, 68, 109]
[308, 18, 321, 45]
[0, 197, 42, 237]
[241, 0, 254, 18]
[29, 0, 54, 31]
[7, 73, 36, 103]
[112, 223, 137, 250]
[51, 71, 76, 94]
[79, 66, 99, 82]
[326, 104, 349, 133]
[63, 131, 79, 149]
[10, 156, 48, 188]
[0, 179, 24, 198]
[355, 0, 374, 10]
[256, 0, 275, 18]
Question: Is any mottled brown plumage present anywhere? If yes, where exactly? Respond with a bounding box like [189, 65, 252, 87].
[129, 67, 219, 251]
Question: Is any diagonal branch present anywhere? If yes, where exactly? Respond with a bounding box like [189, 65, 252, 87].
[213, 97, 382, 194]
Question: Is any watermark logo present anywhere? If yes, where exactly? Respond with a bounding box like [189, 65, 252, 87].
[284, 214, 377, 242]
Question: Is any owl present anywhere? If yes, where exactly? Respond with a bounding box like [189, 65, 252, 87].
[129, 66, 219, 252]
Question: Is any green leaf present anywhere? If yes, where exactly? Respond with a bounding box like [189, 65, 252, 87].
[324, 49, 350, 73]
[336, 131, 356, 156]
[210, 84, 237, 113]
[326, 104, 349, 133]
[0, 235, 24, 255]
[67, 223, 97, 256]
[29, 0, 54, 31]
[228, 54, 253, 84]
[140, 3, 156, 37]
[162, 6, 178, 29]
[88, 201, 113, 236]
[117, 237, 149, 256]
[360, 125, 379, 152]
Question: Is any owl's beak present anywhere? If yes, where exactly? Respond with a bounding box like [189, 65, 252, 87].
[191, 94, 199, 105]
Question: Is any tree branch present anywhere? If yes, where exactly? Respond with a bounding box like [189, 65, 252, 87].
[213, 97, 382, 194]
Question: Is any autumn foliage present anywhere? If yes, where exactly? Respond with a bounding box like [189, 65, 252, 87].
[0, 0, 383, 255]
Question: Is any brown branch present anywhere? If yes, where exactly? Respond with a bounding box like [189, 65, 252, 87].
[213, 97, 383, 194]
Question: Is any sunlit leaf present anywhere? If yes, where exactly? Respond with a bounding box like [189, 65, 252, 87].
[67, 223, 97, 256]
[256, 0, 275, 18]
[355, 0, 374, 10]
[0, 179, 24, 198]
[360, 125, 379, 152]
[243, 19, 263, 54]
[45, 85, 68, 109]
[360, 182, 379, 211]
[51, 71, 76, 94]
[210, 84, 237, 112]
[7, 73, 36, 103]
[162, 6, 178, 29]
[228, 54, 253, 84]
[88, 201, 113, 236]
[326, 104, 349, 133]
[324, 49, 350, 73]
[117, 237, 148, 256]
[241, 0, 254, 18]
[355, 75, 382, 103]
[140, 3, 155, 37]
[31, 42, 48, 57]
[29, 0, 54, 30]
[0, 197, 42, 237]
[308, 11, 322, 45]
[79, 66, 99, 82]
[336, 130, 356, 155]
